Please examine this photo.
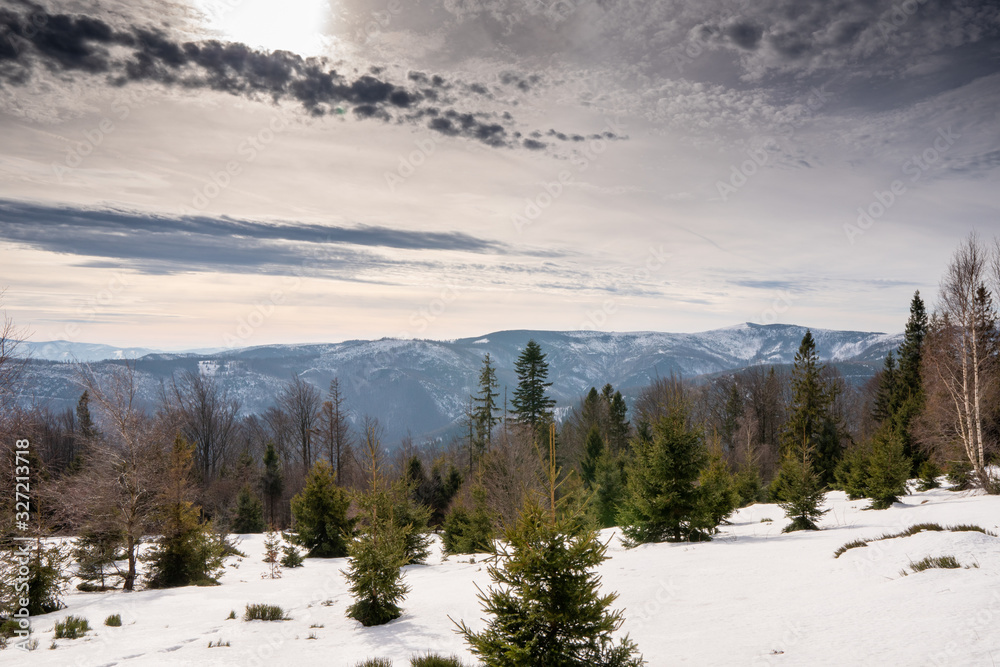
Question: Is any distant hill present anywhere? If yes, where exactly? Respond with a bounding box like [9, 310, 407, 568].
[18, 323, 901, 445]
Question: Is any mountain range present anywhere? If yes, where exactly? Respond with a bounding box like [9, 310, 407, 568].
[17, 323, 900, 445]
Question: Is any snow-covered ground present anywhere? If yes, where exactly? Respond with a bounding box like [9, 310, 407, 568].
[11, 484, 1000, 666]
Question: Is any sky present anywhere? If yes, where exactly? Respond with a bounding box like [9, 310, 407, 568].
[0, 0, 998, 350]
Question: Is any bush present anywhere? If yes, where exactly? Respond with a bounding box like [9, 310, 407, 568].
[917, 460, 941, 491]
[773, 450, 827, 533]
[442, 485, 494, 555]
[0, 619, 21, 638]
[231, 484, 266, 534]
[410, 654, 468, 666]
[143, 437, 226, 589]
[732, 465, 764, 507]
[344, 487, 409, 627]
[458, 500, 643, 666]
[243, 604, 288, 621]
[392, 480, 433, 564]
[280, 544, 304, 568]
[696, 451, 739, 530]
[834, 444, 870, 501]
[866, 427, 911, 510]
[619, 413, 710, 544]
[104, 614, 122, 627]
[290, 461, 354, 558]
[946, 460, 973, 490]
[226, 610, 236, 620]
[833, 540, 868, 558]
[54, 616, 90, 639]
[909, 555, 962, 572]
[72, 528, 124, 591]
[2, 541, 69, 615]
[356, 660, 393, 667]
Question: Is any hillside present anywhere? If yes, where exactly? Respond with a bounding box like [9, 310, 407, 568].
[18, 323, 901, 444]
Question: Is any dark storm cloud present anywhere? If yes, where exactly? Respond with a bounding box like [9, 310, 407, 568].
[0, 4, 588, 149]
[0, 199, 514, 275]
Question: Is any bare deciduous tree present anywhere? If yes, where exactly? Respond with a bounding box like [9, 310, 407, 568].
[278, 373, 321, 476]
[163, 370, 241, 481]
[921, 233, 999, 488]
[65, 362, 166, 591]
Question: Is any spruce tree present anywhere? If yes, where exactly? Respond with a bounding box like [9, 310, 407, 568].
[592, 452, 626, 529]
[893, 291, 929, 471]
[231, 484, 266, 533]
[442, 483, 495, 555]
[262, 530, 282, 579]
[457, 428, 643, 667]
[865, 426, 911, 510]
[511, 339, 556, 436]
[289, 460, 354, 557]
[834, 444, 871, 501]
[391, 477, 433, 564]
[618, 412, 709, 544]
[580, 425, 605, 490]
[474, 353, 501, 452]
[871, 351, 898, 425]
[606, 387, 630, 454]
[696, 450, 739, 530]
[261, 441, 283, 527]
[144, 435, 225, 588]
[782, 331, 840, 485]
[344, 427, 409, 627]
[72, 528, 123, 591]
[76, 390, 97, 441]
[772, 446, 827, 532]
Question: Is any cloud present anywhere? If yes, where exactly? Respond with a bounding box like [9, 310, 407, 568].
[0, 198, 515, 276]
[0, 3, 588, 149]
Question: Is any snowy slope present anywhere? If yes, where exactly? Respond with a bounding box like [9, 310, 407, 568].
[12, 483, 1000, 666]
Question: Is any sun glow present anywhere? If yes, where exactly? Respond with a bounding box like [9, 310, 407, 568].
[198, 0, 331, 57]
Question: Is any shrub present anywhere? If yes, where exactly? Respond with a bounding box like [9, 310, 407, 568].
[208, 638, 231, 648]
[946, 460, 973, 490]
[458, 500, 643, 666]
[2, 541, 69, 615]
[243, 604, 288, 621]
[909, 555, 962, 572]
[226, 610, 236, 620]
[917, 460, 941, 491]
[104, 614, 122, 627]
[442, 485, 494, 555]
[280, 544, 304, 568]
[619, 413, 710, 544]
[0, 619, 21, 638]
[733, 465, 764, 507]
[834, 444, 870, 500]
[773, 449, 827, 533]
[73, 528, 124, 591]
[865, 427, 911, 510]
[290, 461, 354, 558]
[833, 540, 868, 558]
[54, 616, 90, 639]
[356, 659, 393, 667]
[231, 484, 266, 533]
[410, 654, 468, 666]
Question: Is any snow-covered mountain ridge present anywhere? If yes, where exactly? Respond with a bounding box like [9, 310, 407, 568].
[20, 323, 901, 444]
